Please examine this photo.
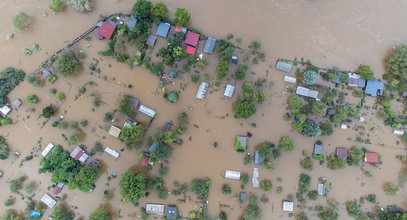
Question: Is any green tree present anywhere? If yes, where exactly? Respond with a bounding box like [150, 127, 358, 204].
[191, 178, 211, 199]
[308, 190, 318, 200]
[386, 44, 407, 92]
[57, 51, 80, 76]
[383, 182, 399, 195]
[119, 124, 145, 150]
[325, 69, 338, 82]
[348, 147, 363, 166]
[119, 95, 134, 118]
[257, 142, 274, 160]
[303, 120, 321, 139]
[278, 136, 295, 151]
[288, 96, 304, 114]
[50, 206, 75, 220]
[331, 108, 347, 123]
[218, 212, 228, 220]
[89, 207, 110, 220]
[1, 118, 12, 126]
[216, 60, 230, 80]
[346, 201, 361, 218]
[233, 100, 256, 119]
[174, 8, 191, 26]
[0, 67, 25, 105]
[235, 65, 248, 80]
[55, 92, 65, 101]
[300, 157, 314, 171]
[328, 156, 346, 170]
[50, 0, 65, 11]
[358, 65, 374, 80]
[13, 12, 31, 30]
[1, 210, 22, 220]
[67, 0, 92, 12]
[250, 41, 261, 51]
[150, 62, 164, 75]
[150, 144, 172, 162]
[132, 0, 152, 21]
[119, 172, 147, 203]
[320, 123, 333, 136]
[311, 102, 328, 116]
[70, 166, 100, 192]
[67, 132, 80, 145]
[260, 180, 272, 192]
[222, 184, 232, 194]
[303, 70, 318, 85]
[0, 136, 9, 160]
[25, 95, 38, 104]
[151, 2, 167, 19]
[242, 196, 262, 220]
[241, 173, 249, 185]
[166, 91, 179, 103]
[42, 105, 56, 118]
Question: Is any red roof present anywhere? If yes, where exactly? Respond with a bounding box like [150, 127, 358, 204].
[175, 26, 183, 32]
[53, 186, 62, 195]
[93, 28, 104, 40]
[364, 152, 378, 164]
[74, 150, 84, 161]
[98, 22, 116, 39]
[141, 157, 149, 167]
[186, 46, 196, 55]
[185, 31, 200, 46]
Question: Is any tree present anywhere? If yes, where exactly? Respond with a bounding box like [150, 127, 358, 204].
[222, 184, 232, 194]
[13, 12, 31, 30]
[25, 95, 38, 104]
[191, 178, 211, 199]
[1, 210, 22, 220]
[1, 118, 12, 126]
[174, 8, 191, 26]
[216, 60, 230, 80]
[67, 0, 92, 12]
[119, 124, 145, 149]
[132, 0, 152, 20]
[67, 132, 80, 145]
[383, 182, 399, 195]
[49, 0, 65, 11]
[70, 166, 100, 192]
[311, 102, 328, 116]
[288, 96, 304, 114]
[235, 65, 248, 80]
[42, 105, 56, 118]
[325, 69, 338, 82]
[0, 137, 9, 160]
[257, 142, 274, 160]
[331, 108, 347, 123]
[119, 172, 147, 203]
[346, 201, 361, 218]
[119, 95, 134, 117]
[89, 207, 110, 220]
[151, 2, 167, 19]
[50, 206, 74, 220]
[218, 212, 227, 220]
[349, 147, 363, 166]
[250, 41, 261, 51]
[300, 157, 314, 171]
[150, 62, 164, 75]
[57, 51, 80, 76]
[303, 120, 321, 139]
[242, 196, 262, 220]
[358, 65, 374, 80]
[308, 190, 318, 200]
[55, 92, 65, 101]
[303, 70, 318, 85]
[386, 44, 407, 92]
[320, 123, 333, 136]
[278, 136, 295, 151]
[150, 144, 172, 162]
[166, 91, 179, 103]
[260, 180, 272, 192]
[328, 156, 346, 170]
[233, 100, 256, 119]
[0, 67, 25, 105]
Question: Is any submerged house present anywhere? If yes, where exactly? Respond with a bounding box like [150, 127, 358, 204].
[127, 16, 137, 30]
[254, 151, 264, 164]
[365, 80, 384, 97]
[41, 143, 55, 157]
[70, 146, 89, 163]
[203, 37, 216, 54]
[196, 81, 209, 100]
[282, 201, 294, 212]
[139, 104, 156, 117]
[318, 183, 326, 196]
[167, 206, 177, 219]
[12, 99, 22, 107]
[276, 60, 292, 73]
[146, 35, 157, 47]
[98, 21, 116, 39]
[224, 170, 241, 180]
[146, 204, 165, 216]
[348, 72, 366, 88]
[52, 183, 64, 195]
[283, 75, 297, 84]
[336, 147, 348, 159]
[156, 22, 170, 38]
[235, 136, 247, 152]
[0, 105, 11, 117]
[224, 84, 235, 98]
[364, 152, 379, 164]
[252, 168, 259, 188]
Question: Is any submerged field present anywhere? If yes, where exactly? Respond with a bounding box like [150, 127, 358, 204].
[0, 0, 406, 219]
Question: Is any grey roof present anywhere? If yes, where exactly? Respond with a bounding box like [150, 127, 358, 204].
[358, 78, 366, 88]
[105, 19, 117, 27]
[314, 144, 323, 155]
[163, 122, 173, 131]
[365, 80, 384, 97]
[240, 192, 247, 201]
[127, 16, 137, 29]
[231, 56, 238, 64]
[149, 142, 160, 152]
[327, 106, 336, 116]
[12, 99, 22, 107]
[254, 151, 263, 164]
[276, 60, 292, 72]
[238, 136, 247, 147]
[156, 22, 170, 38]
[296, 86, 319, 99]
[43, 70, 52, 78]
[203, 37, 216, 54]
[403, 91, 407, 97]
[334, 72, 345, 84]
[146, 35, 157, 46]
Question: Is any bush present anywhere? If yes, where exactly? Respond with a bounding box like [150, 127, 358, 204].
[13, 12, 31, 30]
[42, 105, 56, 118]
[119, 95, 134, 118]
[68, 0, 92, 12]
[346, 201, 361, 218]
[250, 41, 261, 51]
[79, 120, 88, 127]
[278, 136, 295, 151]
[222, 184, 232, 194]
[4, 197, 14, 206]
[300, 157, 314, 171]
[150, 62, 164, 75]
[349, 147, 363, 166]
[235, 65, 248, 80]
[67, 132, 80, 145]
[288, 96, 304, 114]
[25, 95, 38, 104]
[303, 70, 318, 85]
[303, 120, 321, 139]
[242, 196, 262, 220]
[151, 2, 167, 19]
[55, 92, 65, 101]
[50, 206, 74, 220]
[308, 190, 318, 200]
[241, 173, 249, 185]
[358, 64, 374, 80]
[174, 8, 191, 26]
[311, 102, 327, 116]
[0, 67, 25, 105]
[260, 180, 272, 192]
[165, 91, 179, 103]
[191, 74, 200, 83]
[89, 207, 110, 220]
[0, 137, 9, 160]
[320, 123, 333, 136]
[218, 212, 227, 220]
[49, 0, 65, 11]
[119, 171, 147, 203]
[383, 182, 399, 195]
[233, 100, 256, 119]
[57, 51, 80, 76]
[386, 44, 407, 92]
[1, 118, 12, 126]
[216, 60, 230, 80]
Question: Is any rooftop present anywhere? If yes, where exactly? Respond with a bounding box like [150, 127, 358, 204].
[98, 22, 116, 39]
[336, 147, 348, 159]
[364, 152, 379, 164]
[276, 60, 292, 72]
[109, 126, 121, 138]
[203, 37, 216, 54]
[146, 35, 157, 46]
[365, 80, 384, 97]
[127, 16, 137, 30]
[314, 144, 323, 155]
[185, 31, 200, 46]
[186, 46, 196, 55]
[156, 22, 170, 38]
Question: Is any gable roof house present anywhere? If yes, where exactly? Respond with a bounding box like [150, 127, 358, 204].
[109, 126, 121, 138]
[98, 21, 116, 39]
[146, 35, 157, 47]
[336, 147, 348, 159]
[224, 84, 235, 98]
[364, 152, 379, 164]
[276, 60, 292, 73]
[167, 206, 177, 219]
[365, 80, 384, 97]
[203, 37, 217, 54]
[283, 201, 294, 212]
[196, 81, 209, 100]
[156, 22, 171, 38]
[348, 72, 366, 88]
[104, 147, 120, 158]
[70, 146, 89, 163]
[0, 105, 11, 117]
[314, 144, 323, 155]
[185, 31, 200, 47]
[224, 170, 241, 180]
[146, 204, 165, 216]
[41, 194, 57, 208]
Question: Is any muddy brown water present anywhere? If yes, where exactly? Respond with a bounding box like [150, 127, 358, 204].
[1, 0, 407, 219]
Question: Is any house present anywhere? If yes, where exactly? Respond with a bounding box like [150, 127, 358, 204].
[224, 84, 235, 98]
[131, 97, 140, 109]
[41, 194, 56, 208]
[156, 22, 170, 38]
[12, 99, 22, 107]
[402, 91, 407, 97]
[186, 46, 196, 55]
[149, 142, 160, 152]
[146, 35, 157, 47]
[240, 192, 247, 201]
[235, 136, 247, 152]
[341, 123, 348, 130]
[231, 56, 238, 64]
[163, 122, 173, 131]
[146, 204, 165, 216]
[127, 16, 137, 30]
[283, 75, 297, 84]
[104, 147, 120, 158]
[203, 37, 216, 54]
[41, 143, 55, 157]
[336, 147, 348, 159]
[139, 104, 156, 117]
[393, 130, 405, 136]
[90, 159, 101, 168]
[98, 22, 116, 39]
[252, 168, 259, 188]
[185, 31, 200, 46]
[282, 201, 294, 212]
[175, 26, 187, 33]
[0, 105, 11, 116]
[334, 72, 346, 84]
[109, 126, 121, 138]
[141, 157, 149, 167]
[70, 146, 89, 163]
[314, 144, 323, 155]
[365, 80, 384, 97]
[327, 106, 337, 116]
[296, 86, 319, 99]
[167, 206, 177, 219]
[364, 152, 379, 164]
[254, 151, 264, 164]
[348, 72, 366, 88]
[317, 183, 326, 196]
[43, 70, 52, 79]
[52, 183, 64, 195]
[196, 81, 209, 100]
[276, 60, 292, 73]
[93, 28, 104, 40]
[224, 170, 241, 180]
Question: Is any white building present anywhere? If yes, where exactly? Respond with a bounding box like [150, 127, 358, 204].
[0, 105, 11, 116]
[139, 104, 156, 118]
[283, 75, 297, 84]
[146, 203, 165, 216]
[41, 194, 56, 208]
[224, 84, 235, 98]
[196, 82, 209, 100]
[252, 168, 259, 188]
[109, 126, 121, 138]
[41, 143, 55, 157]
[296, 86, 319, 99]
[282, 201, 294, 212]
[224, 170, 241, 180]
[104, 147, 120, 158]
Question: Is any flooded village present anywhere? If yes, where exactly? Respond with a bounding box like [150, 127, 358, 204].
[0, 0, 407, 219]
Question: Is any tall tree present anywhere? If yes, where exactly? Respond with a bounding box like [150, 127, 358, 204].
[119, 172, 147, 203]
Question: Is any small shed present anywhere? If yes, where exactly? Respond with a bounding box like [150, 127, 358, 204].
[90, 159, 101, 168]
[52, 183, 64, 195]
[43, 70, 52, 78]
[12, 99, 22, 107]
[224, 170, 241, 180]
[0, 105, 11, 116]
[139, 104, 156, 117]
[146, 204, 165, 216]
[203, 37, 216, 54]
[282, 201, 294, 212]
[317, 183, 326, 196]
[283, 75, 297, 84]
[104, 147, 120, 158]
[224, 84, 235, 98]
[186, 46, 196, 55]
[167, 206, 177, 219]
[196, 81, 209, 100]
[70, 146, 89, 163]
[365, 80, 384, 97]
[149, 142, 160, 152]
[141, 157, 149, 167]
[336, 147, 348, 159]
[98, 22, 116, 39]
[131, 97, 140, 109]
[127, 16, 137, 30]
[41, 194, 56, 208]
[146, 35, 157, 47]
[314, 144, 323, 155]
[240, 192, 247, 201]
[327, 106, 337, 116]
[185, 31, 200, 46]
[252, 168, 259, 188]
[348, 72, 360, 87]
[254, 151, 264, 164]
[393, 130, 405, 136]
[231, 56, 238, 64]
[42, 143, 55, 157]
[364, 152, 379, 164]
[109, 126, 121, 138]
[276, 60, 292, 72]
[156, 22, 171, 38]
[175, 26, 187, 33]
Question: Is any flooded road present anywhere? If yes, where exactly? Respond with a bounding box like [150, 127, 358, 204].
[0, 0, 406, 219]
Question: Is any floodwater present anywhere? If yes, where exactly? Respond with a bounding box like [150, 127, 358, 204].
[1, 0, 407, 219]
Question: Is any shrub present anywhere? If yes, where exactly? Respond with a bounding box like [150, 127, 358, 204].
[325, 69, 338, 82]
[67, 132, 80, 145]
[49, 0, 65, 11]
[303, 70, 318, 85]
[260, 180, 272, 192]
[328, 156, 346, 170]
[308, 190, 318, 200]
[242, 196, 262, 220]
[235, 65, 248, 80]
[358, 64, 374, 80]
[0, 137, 9, 160]
[233, 100, 256, 119]
[278, 136, 295, 151]
[191, 74, 200, 83]
[50, 88, 57, 94]
[288, 96, 304, 114]
[25, 95, 39, 104]
[42, 105, 56, 118]
[320, 123, 333, 136]
[300, 157, 314, 171]
[218, 212, 227, 220]
[250, 41, 261, 51]
[68, 0, 92, 12]
[89, 207, 110, 220]
[222, 184, 232, 194]
[13, 12, 31, 30]
[385, 44, 407, 92]
[241, 173, 249, 185]
[346, 201, 361, 218]
[57, 51, 80, 76]
[151, 2, 167, 19]
[1, 118, 12, 126]
[166, 91, 179, 103]
[311, 102, 328, 116]
[383, 182, 399, 195]
[174, 8, 191, 26]
[79, 120, 88, 127]
[150, 62, 164, 75]
[216, 60, 230, 80]
[349, 147, 363, 166]
[303, 120, 321, 139]
[55, 92, 65, 101]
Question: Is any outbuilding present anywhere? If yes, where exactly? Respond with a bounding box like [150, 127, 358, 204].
[283, 75, 297, 84]
[364, 152, 379, 164]
[365, 80, 384, 97]
[52, 183, 64, 195]
[282, 201, 294, 212]
[254, 151, 264, 164]
[393, 130, 405, 136]
[167, 206, 177, 219]
[203, 37, 216, 54]
[70, 146, 89, 163]
[139, 104, 156, 117]
[314, 144, 323, 155]
[296, 86, 319, 99]
[224, 170, 241, 180]
[127, 16, 137, 30]
[196, 81, 209, 100]
[41, 194, 56, 208]
[104, 147, 120, 158]
[109, 126, 121, 138]
[252, 168, 259, 188]
[12, 99, 22, 107]
[224, 84, 235, 98]
[185, 31, 200, 46]
[156, 22, 171, 38]
[146, 204, 165, 216]
[186, 46, 196, 55]
[146, 35, 157, 47]
[41, 143, 55, 157]
[276, 60, 292, 73]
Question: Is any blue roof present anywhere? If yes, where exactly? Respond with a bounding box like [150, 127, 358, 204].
[314, 144, 323, 155]
[240, 192, 247, 201]
[156, 22, 170, 38]
[167, 206, 177, 219]
[105, 19, 117, 27]
[334, 72, 345, 84]
[43, 70, 51, 78]
[365, 80, 384, 97]
[402, 91, 407, 97]
[358, 78, 366, 88]
[203, 37, 216, 54]
[254, 151, 263, 164]
[30, 211, 41, 218]
[149, 142, 159, 152]
[146, 35, 157, 46]
[127, 16, 137, 29]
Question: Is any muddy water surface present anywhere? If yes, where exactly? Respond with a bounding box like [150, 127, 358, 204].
[0, 0, 407, 219]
